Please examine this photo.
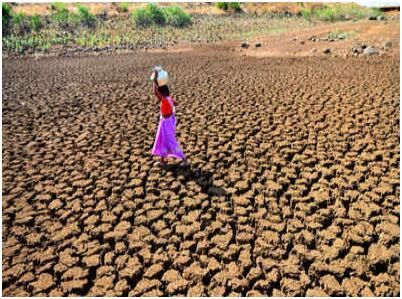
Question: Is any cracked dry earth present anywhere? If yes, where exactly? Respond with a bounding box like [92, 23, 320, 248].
[2, 51, 400, 297]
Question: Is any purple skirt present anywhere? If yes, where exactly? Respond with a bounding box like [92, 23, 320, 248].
[152, 114, 185, 160]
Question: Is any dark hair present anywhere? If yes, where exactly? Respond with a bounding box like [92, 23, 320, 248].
[158, 85, 170, 97]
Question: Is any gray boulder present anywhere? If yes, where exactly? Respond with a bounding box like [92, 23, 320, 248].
[363, 46, 379, 56]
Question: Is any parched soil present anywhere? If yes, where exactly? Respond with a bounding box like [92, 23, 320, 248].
[2, 45, 400, 296]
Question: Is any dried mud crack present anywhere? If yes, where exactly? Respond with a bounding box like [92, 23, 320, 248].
[2, 50, 400, 296]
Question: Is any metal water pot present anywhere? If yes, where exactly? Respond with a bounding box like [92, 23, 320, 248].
[150, 66, 169, 86]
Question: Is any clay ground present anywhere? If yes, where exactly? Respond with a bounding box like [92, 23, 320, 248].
[2, 21, 400, 296]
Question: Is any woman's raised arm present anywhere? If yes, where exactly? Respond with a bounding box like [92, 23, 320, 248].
[152, 71, 163, 101]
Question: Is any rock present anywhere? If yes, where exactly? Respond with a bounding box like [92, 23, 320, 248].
[323, 48, 331, 54]
[241, 42, 249, 49]
[363, 46, 379, 56]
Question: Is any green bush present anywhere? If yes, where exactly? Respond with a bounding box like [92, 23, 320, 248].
[51, 3, 69, 24]
[315, 7, 336, 22]
[228, 2, 241, 12]
[216, 2, 241, 12]
[163, 6, 191, 27]
[75, 4, 96, 28]
[2, 3, 12, 35]
[301, 3, 384, 22]
[30, 15, 42, 32]
[117, 2, 129, 13]
[12, 12, 31, 35]
[50, 2, 67, 12]
[132, 4, 191, 28]
[132, 4, 166, 27]
[300, 8, 312, 21]
[216, 2, 228, 10]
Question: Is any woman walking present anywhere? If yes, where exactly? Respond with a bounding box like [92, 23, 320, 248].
[150, 67, 186, 165]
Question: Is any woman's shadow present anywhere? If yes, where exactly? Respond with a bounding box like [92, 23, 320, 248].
[162, 162, 227, 196]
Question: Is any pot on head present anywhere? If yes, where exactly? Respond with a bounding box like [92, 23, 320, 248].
[150, 66, 169, 86]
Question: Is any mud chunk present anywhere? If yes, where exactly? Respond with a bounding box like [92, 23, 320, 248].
[72, 179, 92, 188]
[19, 272, 35, 284]
[30, 273, 55, 294]
[88, 275, 115, 296]
[183, 262, 208, 281]
[49, 199, 63, 210]
[368, 243, 391, 269]
[320, 274, 342, 296]
[129, 279, 161, 296]
[281, 278, 303, 296]
[114, 279, 129, 295]
[84, 254, 101, 267]
[120, 256, 143, 279]
[163, 270, 189, 295]
[62, 267, 88, 280]
[104, 220, 131, 241]
[211, 230, 233, 250]
[144, 263, 164, 279]
[342, 277, 368, 296]
[306, 287, 329, 296]
[375, 221, 399, 246]
[187, 283, 205, 296]
[52, 222, 80, 242]
[61, 279, 88, 293]
[345, 221, 374, 245]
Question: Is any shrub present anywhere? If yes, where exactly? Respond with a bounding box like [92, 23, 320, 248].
[50, 2, 67, 12]
[132, 4, 166, 27]
[51, 3, 69, 25]
[216, 2, 241, 12]
[315, 7, 336, 22]
[301, 3, 384, 22]
[30, 15, 42, 32]
[2, 3, 12, 35]
[300, 7, 312, 21]
[117, 2, 129, 13]
[216, 2, 228, 10]
[75, 4, 96, 28]
[228, 2, 241, 12]
[12, 12, 31, 35]
[163, 6, 191, 27]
